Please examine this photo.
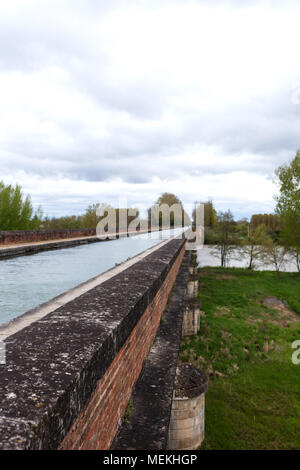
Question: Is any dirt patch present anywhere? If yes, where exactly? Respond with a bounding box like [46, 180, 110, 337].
[221, 329, 232, 340]
[198, 271, 211, 278]
[215, 274, 238, 281]
[246, 317, 264, 325]
[264, 297, 299, 327]
[214, 306, 231, 317]
[262, 339, 279, 353]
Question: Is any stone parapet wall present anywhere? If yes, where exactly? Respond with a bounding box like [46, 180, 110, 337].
[0, 229, 96, 245]
[0, 236, 186, 450]
[0, 226, 167, 246]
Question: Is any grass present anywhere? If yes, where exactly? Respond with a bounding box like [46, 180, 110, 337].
[179, 267, 300, 450]
[124, 398, 133, 423]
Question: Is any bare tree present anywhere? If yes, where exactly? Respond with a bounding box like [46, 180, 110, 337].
[240, 224, 271, 270]
[261, 239, 288, 278]
[212, 210, 239, 267]
[286, 247, 300, 273]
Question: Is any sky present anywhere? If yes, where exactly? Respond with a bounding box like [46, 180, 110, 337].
[1, 0, 300, 220]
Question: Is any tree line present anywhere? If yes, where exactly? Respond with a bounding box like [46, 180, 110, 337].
[0, 186, 190, 232]
[205, 208, 287, 275]
[198, 150, 300, 275]
[2, 146, 300, 274]
[0, 182, 43, 231]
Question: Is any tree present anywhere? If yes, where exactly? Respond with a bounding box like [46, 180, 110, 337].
[155, 193, 182, 207]
[240, 224, 271, 270]
[275, 150, 300, 214]
[261, 239, 288, 278]
[82, 203, 103, 229]
[235, 218, 249, 239]
[275, 150, 300, 271]
[192, 200, 217, 228]
[43, 214, 83, 230]
[250, 213, 282, 239]
[82, 203, 140, 232]
[212, 210, 239, 267]
[148, 193, 190, 228]
[192, 200, 218, 244]
[0, 181, 41, 230]
[205, 200, 218, 227]
[287, 245, 300, 273]
[31, 206, 44, 230]
[42, 203, 142, 232]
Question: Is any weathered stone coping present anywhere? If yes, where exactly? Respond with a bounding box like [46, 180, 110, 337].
[112, 252, 190, 450]
[0, 236, 100, 260]
[0, 236, 186, 450]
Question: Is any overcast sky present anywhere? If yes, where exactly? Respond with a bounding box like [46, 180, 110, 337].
[1, 0, 300, 219]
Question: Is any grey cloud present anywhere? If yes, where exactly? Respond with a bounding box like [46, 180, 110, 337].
[0, 0, 300, 218]
[3, 89, 300, 185]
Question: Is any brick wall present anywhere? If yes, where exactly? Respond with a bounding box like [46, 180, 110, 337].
[0, 227, 164, 245]
[0, 229, 96, 245]
[59, 243, 185, 450]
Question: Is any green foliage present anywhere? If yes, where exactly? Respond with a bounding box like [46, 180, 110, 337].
[211, 210, 240, 267]
[240, 224, 272, 270]
[275, 151, 300, 258]
[192, 200, 217, 229]
[0, 181, 43, 230]
[285, 296, 300, 315]
[276, 150, 300, 215]
[235, 218, 249, 239]
[43, 214, 84, 230]
[250, 213, 282, 239]
[43, 204, 141, 231]
[261, 237, 289, 278]
[30, 206, 44, 230]
[179, 267, 300, 449]
[155, 192, 182, 207]
[124, 399, 133, 423]
[205, 200, 218, 227]
[148, 192, 191, 227]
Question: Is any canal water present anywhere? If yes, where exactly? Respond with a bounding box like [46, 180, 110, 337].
[0, 228, 185, 325]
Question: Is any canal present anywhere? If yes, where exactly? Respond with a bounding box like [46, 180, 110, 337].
[0, 228, 185, 325]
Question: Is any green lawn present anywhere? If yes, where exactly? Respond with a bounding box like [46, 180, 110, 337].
[179, 267, 300, 450]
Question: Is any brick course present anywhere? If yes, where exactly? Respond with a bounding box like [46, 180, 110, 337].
[0, 227, 161, 245]
[0, 229, 96, 245]
[60, 244, 185, 450]
[0, 236, 186, 450]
